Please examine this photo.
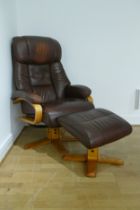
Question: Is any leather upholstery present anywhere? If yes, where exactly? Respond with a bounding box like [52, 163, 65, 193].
[58, 109, 132, 149]
[43, 99, 94, 127]
[66, 85, 91, 99]
[51, 63, 70, 99]
[12, 36, 92, 126]
[12, 36, 61, 64]
[12, 90, 42, 104]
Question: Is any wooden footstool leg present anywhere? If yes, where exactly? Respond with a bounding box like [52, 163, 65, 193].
[86, 148, 98, 177]
[87, 160, 97, 177]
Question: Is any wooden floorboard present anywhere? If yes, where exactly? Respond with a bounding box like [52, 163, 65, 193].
[0, 126, 140, 210]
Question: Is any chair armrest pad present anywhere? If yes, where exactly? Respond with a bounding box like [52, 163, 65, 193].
[65, 85, 91, 99]
[12, 90, 42, 104]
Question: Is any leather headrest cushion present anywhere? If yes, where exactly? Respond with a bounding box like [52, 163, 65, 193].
[12, 36, 62, 64]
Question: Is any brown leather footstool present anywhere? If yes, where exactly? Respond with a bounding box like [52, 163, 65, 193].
[58, 108, 132, 149]
[58, 108, 132, 176]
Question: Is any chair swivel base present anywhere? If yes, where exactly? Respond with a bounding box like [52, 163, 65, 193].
[24, 128, 124, 177]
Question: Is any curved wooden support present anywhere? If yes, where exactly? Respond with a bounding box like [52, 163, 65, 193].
[13, 98, 42, 124]
[87, 95, 94, 103]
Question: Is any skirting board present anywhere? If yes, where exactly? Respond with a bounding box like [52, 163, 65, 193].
[0, 125, 23, 162]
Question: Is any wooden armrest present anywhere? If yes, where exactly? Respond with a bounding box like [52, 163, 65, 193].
[13, 98, 42, 124]
[13, 96, 93, 125]
[87, 95, 94, 103]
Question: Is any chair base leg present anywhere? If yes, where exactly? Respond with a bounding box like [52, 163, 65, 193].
[63, 154, 86, 161]
[98, 157, 124, 165]
[24, 128, 79, 149]
[24, 128, 60, 149]
[24, 138, 50, 149]
[87, 160, 97, 177]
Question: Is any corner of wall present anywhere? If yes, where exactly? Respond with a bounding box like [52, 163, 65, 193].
[0, 124, 23, 162]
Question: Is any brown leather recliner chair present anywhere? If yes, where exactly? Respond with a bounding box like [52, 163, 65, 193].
[12, 36, 132, 177]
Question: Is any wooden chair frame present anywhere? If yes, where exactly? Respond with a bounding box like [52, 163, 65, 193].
[14, 96, 124, 177]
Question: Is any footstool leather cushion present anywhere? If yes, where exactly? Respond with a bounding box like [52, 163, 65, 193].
[58, 108, 132, 149]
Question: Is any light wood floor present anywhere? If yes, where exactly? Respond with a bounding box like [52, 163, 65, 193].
[0, 126, 140, 210]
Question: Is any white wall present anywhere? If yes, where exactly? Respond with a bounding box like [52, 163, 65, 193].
[0, 0, 23, 160]
[16, 0, 140, 123]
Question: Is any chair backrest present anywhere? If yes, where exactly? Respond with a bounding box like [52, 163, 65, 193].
[12, 36, 70, 103]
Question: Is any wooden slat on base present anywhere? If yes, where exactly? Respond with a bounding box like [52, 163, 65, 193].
[98, 157, 124, 165]
[63, 154, 86, 162]
[61, 137, 79, 142]
[24, 138, 50, 149]
[86, 160, 97, 177]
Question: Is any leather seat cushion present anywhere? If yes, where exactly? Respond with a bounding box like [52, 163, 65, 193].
[43, 99, 94, 127]
[58, 108, 132, 149]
